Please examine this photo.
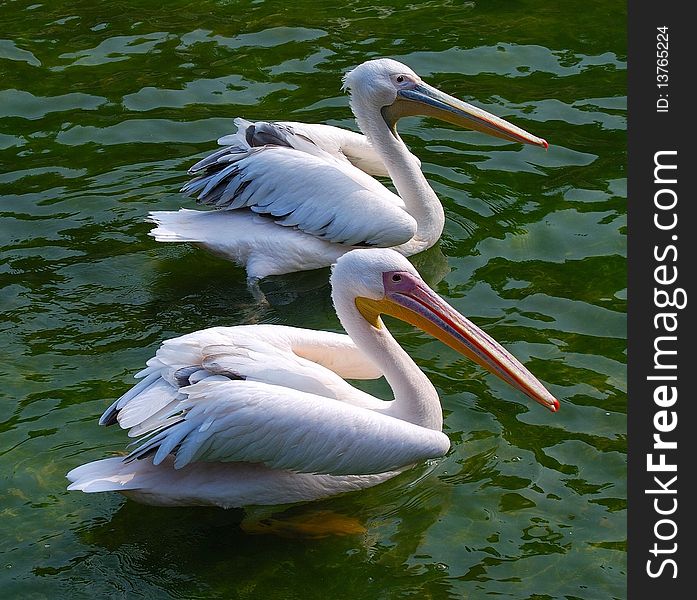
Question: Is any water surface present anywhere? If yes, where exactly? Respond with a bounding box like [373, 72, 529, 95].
[1, 1, 626, 598]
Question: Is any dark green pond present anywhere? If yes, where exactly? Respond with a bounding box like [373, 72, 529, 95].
[1, 0, 626, 598]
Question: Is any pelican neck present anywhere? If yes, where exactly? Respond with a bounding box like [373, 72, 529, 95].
[333, 285, 444, 431]
[352, 103, 445, 251]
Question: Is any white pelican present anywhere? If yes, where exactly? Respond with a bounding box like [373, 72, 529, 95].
[148, 59, 547, 292]
[67, 249, 559, 508]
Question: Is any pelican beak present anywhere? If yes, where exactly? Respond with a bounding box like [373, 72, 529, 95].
[382, 81, 548, 148]
[355, 271, 559, 412]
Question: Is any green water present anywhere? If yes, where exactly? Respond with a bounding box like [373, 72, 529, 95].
[1, 0, 626, 598]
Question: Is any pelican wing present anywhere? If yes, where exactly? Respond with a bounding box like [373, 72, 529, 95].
[99, 325, 385, 437]
[182, 121, 415, 247]
[189, 324, 383, 380]
[277, 121, 399, 177]
[281, 327, 383, 380]
[203, 119, 395, 179]
[126, 379, 450, 476]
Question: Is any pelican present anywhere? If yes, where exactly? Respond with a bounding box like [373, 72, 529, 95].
[67, 249, 559, 508]
[148, 59, 547, 293]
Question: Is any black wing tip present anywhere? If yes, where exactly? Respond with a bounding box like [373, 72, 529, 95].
[99, 411, 119, 427]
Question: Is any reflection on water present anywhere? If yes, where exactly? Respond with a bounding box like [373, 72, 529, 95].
[1, 0, 626, 598]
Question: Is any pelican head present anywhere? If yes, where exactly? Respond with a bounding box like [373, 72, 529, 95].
[342, 58, 548, 148]
[332, 249, 559, 412]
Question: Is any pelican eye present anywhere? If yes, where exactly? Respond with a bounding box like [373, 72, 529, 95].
[391, 274, 402, 282]
[391, 74, 415, 89]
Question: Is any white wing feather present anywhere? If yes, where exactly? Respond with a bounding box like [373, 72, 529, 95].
[99, 325, 385, 437]
[127, 379, 450, 475]
[274, 121, 406, 177]
[182, 120, 415, 247]
[218, 118, 402, 177]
